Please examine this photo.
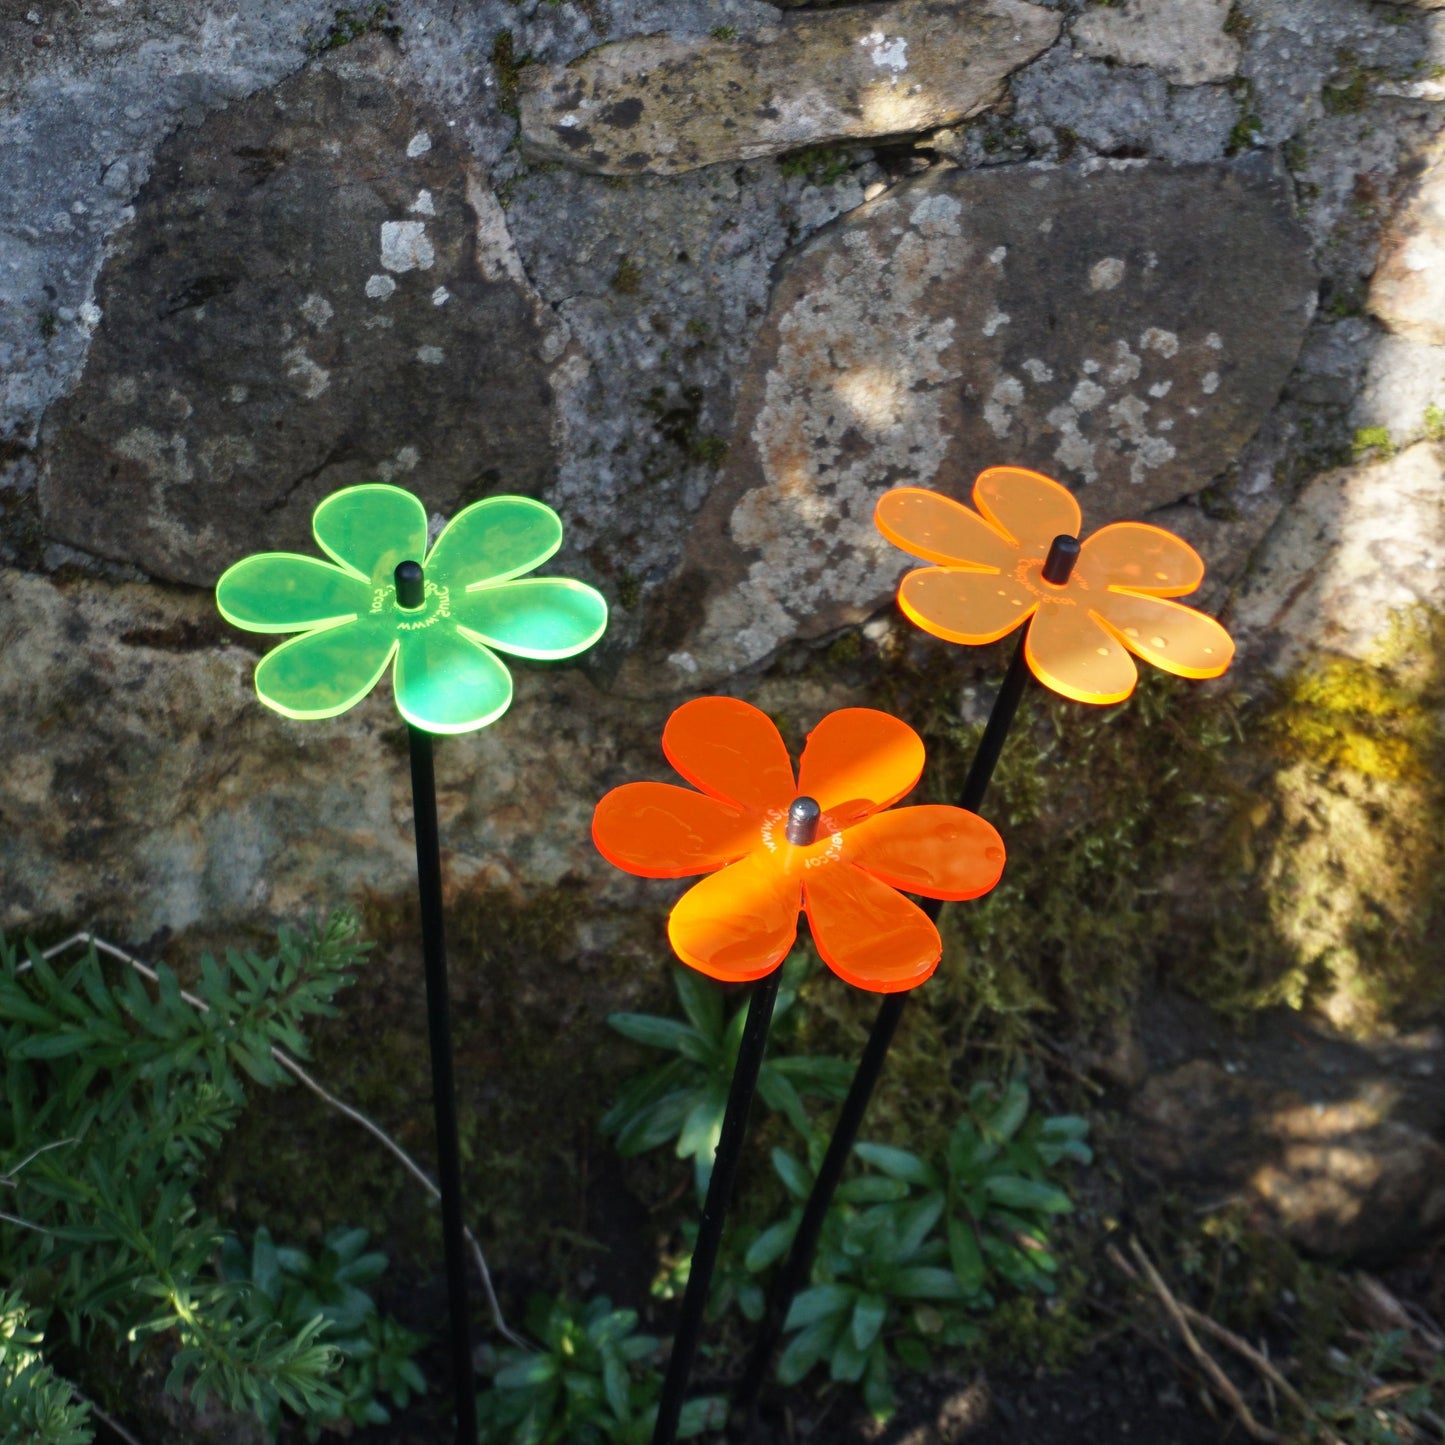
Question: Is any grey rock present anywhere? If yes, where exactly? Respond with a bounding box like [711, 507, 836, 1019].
[1007, 49, 1240, 164]
[1231, 442, 1445, 674]
[518, 0, 1062, 176]
[630, 155, 1316, 689]
[1370, 138, 1445, 345]
[1288, 316, 1373, 409]
[1132, 1060, 1445, 1260]
[1352, 332, 1445, 445]
[1071, 0, 1241, 87]
[39, 43, 559, 588]
[0, 564, 661, 941]
[0, 0, 329, 448]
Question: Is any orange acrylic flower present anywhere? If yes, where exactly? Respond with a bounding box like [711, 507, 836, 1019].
[875, 466, 1235, 706]
[592, 698, 1005, 994]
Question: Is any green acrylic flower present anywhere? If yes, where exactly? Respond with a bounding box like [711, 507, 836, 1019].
[216, 485, 609, 735]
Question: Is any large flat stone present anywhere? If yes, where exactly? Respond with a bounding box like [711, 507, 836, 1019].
[518, 0, 1061, 176]
[1369, 140, 1445, 345]
[39, 43, 560, 588]
[631, 155, 1316, 688]
[1071, 0, 1241, 87]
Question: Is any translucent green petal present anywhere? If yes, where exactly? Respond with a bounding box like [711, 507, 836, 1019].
[312, 485, 429, 583]
[424, 495, 562, 591]
[253, 618, 397, 721]
[216, 553, 369, 635]
[394, 626, 514, 734]
[451, 578, 608, 660]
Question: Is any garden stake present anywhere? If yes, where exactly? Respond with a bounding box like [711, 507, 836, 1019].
[731, 562, 1048, 1426]
[652, 796, 819, 1444]
[652, 963, 783, 1445]
[397, 559, 476, 1445]
[736, 464, 1235, 1424]
[591, 701, 1005, 1444]
[214, 485, 609, 1445]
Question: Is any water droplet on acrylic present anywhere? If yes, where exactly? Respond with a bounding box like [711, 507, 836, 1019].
[1125, 627, 1140, 638]
[1154, 570, 1170, 581]
[1151, 635, 1167, 648]
[1096, 647, 1110, 656]
[1203, 646, 1215, 655]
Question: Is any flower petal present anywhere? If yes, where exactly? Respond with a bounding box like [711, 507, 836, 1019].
[846, 806, 1005, 901]
[803, 863, 940, 993]
[1077, 522, 1204, 598]
[394, 626, 513, 734]
[973, 466, 1081, 556]
[313, 485, 428, 583]
[897, 568, 1038, 646]
[451, 577, 607, 660]
[874, 488, 1016, 572]
[425, 495, 563, 591]
[253, 617, 396, 721]
[1091, 591, 1235, 680]
[797, 709, 924, 828]
[216, 554, 369, 634]
[668, 853, 800, 983]
[662, 697, 795, 817]
[593, 783, 756, 879]
[1024, 598, 1138, 705]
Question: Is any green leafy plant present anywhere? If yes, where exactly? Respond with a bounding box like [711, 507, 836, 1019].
[752, 1081, 1089, 1420]
[0, 1289, 90, 1445]
[601, 960, 852, 1196]
[0, 915, 366, 1441]
[219, 1226, 425, 1438]
[477, 1295, 725, 1445]
[1306, 1330, 1445, 1444]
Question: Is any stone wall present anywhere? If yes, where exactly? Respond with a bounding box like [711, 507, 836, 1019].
[3, 0, 1445, 1266]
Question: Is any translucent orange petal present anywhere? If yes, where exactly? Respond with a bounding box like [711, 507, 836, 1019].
[797, 708, 924, 829]
[847, 806, 1006, 901]
[803, 863, 941, 993]
[1091, 591, 1235, 680]
[668, 853, 800, 983]
[661, 696, 795, 816]
[592, 782, 757, 879]
[1077, 522, 1204, 598]
[874, 488, 1017, 572]
[973, 466, 1082, 556]
[1024, 598, 1139, 705]
[897, 568, 1038, 646]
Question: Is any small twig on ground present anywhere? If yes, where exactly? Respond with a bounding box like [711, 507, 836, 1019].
[1112, 1239, 1359, 1444]
[81, 1392, 144, 1445]
[36, 931, 527, 1349]
[1108, 1239, 1282, 1442]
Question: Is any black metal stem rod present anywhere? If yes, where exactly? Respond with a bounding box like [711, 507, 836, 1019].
[653, 967, 783, 1445]
[732, 588, 1058, 1427]
[404, 628, 476, 1439]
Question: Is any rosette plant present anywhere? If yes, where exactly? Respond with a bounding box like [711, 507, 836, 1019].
[593, 697, 1004, 1444]
[217, 483, 607, 1445]
[734, 464, 1236, 1421]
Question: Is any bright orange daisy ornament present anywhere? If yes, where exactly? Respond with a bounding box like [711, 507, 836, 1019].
[876, 467, 1235, 705]
[592, 698, 1005, 993]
